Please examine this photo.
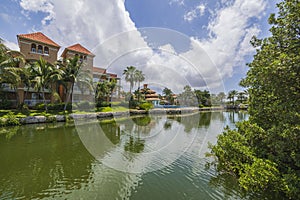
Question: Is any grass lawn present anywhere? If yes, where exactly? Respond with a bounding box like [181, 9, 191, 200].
[0, 106, 129, 119]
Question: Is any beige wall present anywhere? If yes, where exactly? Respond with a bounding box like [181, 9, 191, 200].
[19, 38, 59, 64]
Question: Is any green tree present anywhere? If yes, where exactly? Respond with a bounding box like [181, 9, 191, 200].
[123, 66, 137, 94]
[227, 90, 238, 105]
[217, 92, 226, 104]
[162, 87, 174, 104]
[0, 44, 25, 106]
[135, 70, 145, 101]
[29, 58, 62, 112]
[59, 56, 92, 111]
[209, 1, 300, 198]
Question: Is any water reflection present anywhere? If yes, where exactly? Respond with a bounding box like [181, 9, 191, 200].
[0, 111, 248, 199]
[0, 123, 94, 199]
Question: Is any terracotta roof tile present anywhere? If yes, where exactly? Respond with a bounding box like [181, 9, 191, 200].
[65, 43, 94, 56]
[93, 67, 106, 74]
[17, 32, 60, 47]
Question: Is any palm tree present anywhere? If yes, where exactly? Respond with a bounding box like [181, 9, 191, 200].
[29, 57, 62, 112]
[135, 70, 145, 90]
[123, 66, 137, 94]
[0, 44, 25, 106]
[217, 92, 226, 104]
[95, 80, 110, 104]
[228, 90, 238, 105]
[59, 56, 92, 111]
[162, 87, 173, 104]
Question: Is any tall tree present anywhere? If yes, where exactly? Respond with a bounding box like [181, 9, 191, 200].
[29, 57, 62, 112]
[123, 66, 137, 94]
[59, 56, 92, 111]
[227, 90, 238, 105]
[162, 87, 173, 104]
[209, 1, 300, 198]
[217, 92, 226, 104]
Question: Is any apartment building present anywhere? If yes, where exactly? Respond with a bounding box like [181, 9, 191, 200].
[2, 32, 119, 106]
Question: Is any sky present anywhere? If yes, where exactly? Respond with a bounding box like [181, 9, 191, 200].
[0, 0, 280, 94]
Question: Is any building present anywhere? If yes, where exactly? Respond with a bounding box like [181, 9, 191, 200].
[17, 32, 61, 106]
[1, 32, 119, 107]
[17, 32, 60, 64]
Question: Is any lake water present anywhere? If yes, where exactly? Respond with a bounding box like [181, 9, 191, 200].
[0, 111, 249, 200]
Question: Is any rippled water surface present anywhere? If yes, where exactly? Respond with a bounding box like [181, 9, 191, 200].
[0, 111, 248, 199]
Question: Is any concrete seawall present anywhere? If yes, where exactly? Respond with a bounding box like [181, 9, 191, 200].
[17, 107, 225, 125]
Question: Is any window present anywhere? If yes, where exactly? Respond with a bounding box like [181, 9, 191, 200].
[79, 55, 83, 63]
[31, 44, 36, 53]
[44, 46, 49, 55]
[37, 45, 43, 54]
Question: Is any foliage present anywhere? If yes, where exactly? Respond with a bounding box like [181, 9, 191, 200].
[162, 87, 175, 104]
[209, 1, 300, 199]
[123, 66, 145, 95]
[29, 57, 62, 112]
[2, 111, 20, 126]
[194, 89, 211, 107]
[138, 102, 153, 111]
[0, 99, 13, 109]
[35, 103, 72, 111]
[59, 55, 92, 111]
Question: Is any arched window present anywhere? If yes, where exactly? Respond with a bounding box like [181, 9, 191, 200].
[37, 45, 43, 54]
[79, 55, 83, 62]
[44, 46, 49, 55]
[31, 44, 36, 53]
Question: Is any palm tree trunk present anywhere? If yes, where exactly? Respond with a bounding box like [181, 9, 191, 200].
[64, 83, 73, 111]
[42, 89, 48, 112]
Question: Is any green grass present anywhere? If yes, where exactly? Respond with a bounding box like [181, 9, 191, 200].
[96, 106, 128, 112]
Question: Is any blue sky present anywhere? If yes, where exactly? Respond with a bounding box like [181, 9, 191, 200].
[0, 0, 280, 94]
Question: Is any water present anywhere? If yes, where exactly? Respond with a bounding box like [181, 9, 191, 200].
[0, 111, 248, 200]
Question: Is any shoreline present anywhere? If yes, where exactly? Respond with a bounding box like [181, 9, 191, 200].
[1, 106, 237, 126]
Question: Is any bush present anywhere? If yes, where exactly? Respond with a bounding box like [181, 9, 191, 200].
[0, 99, 13, 109]
[96, 101, 111, 108]
[34, 103, 72, 111]
[3, 112, 20, 126]
[17, 103, 30, 115]
[139, 102, 153, 111]
[76, 101, 95, 110]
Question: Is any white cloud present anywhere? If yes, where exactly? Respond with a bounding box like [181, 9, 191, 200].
[3, 40, 19, 51]
[20, 0, 55, 25]
[198, 0, 266, 78]
[19, 0, 267, 92]
[169, 0, 185, 6]
[184, 4, 205, 22]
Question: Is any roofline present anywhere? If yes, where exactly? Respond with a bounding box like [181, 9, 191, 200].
[17, 34, 61, 48]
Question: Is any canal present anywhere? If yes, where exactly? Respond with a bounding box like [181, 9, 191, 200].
[0, 111, 248, 199]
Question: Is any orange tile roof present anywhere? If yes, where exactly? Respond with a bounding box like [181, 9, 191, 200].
[93, 67, 106, 74]
[107, 73, 118, 78]
[17, 32, 60, 47]
[64, 43, 94, 56]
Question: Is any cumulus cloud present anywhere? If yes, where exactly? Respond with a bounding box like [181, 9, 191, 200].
[3, 40, 19, 51]
[200, 0, 266, 78]
[19, 0, 267, 93]
[184, 4, 205, 22]
[20, 0, 55, 25]
[169, 0, 185, 6]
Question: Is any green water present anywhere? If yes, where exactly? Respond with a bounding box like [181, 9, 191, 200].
[0, 111, 248, 200]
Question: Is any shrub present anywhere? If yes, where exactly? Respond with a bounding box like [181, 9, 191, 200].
[139, 102, 153, 111]
[4, 112, 20, 126]
[0, 99, 13, 109]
